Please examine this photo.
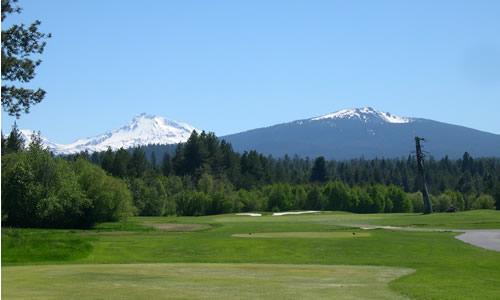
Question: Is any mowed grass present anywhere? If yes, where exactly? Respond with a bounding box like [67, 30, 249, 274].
[2, 210, 500, 299]
[346, 210, 500, 229]
[2, 263, 412, 300]
[232, 231, 371, 238]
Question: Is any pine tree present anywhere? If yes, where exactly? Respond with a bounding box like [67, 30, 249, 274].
[310, 156, 327, 183]
[151, 151, 157, 170]
[461, 152, 473, 173]
[128, 147, 148, 178]
[27, 130, 44, 151]
[178, 130, 207, 176]
[162, 153, 173, 176]
[1, 131, 7, 154]
[101, 148, 115, 174]
[2, 0, 51, 117]
[112, 148, 130, 178]
[5, 122, 24, 153]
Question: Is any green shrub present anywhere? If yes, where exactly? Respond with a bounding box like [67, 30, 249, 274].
[408, 192, 423, 213]
[470, 194, 495, 209]
[387, 185, 412, 213]
[2, 148, 133, 228]
[444, 190, 465, 211]
[74, 159, 134, 222]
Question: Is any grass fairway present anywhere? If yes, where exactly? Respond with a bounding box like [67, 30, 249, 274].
[232, 231, 371, 238]
[3, 210, 500, 299]
[2, 263, 412, 299]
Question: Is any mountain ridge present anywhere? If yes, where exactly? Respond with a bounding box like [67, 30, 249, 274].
[21, 113, 197, 155]
[222, 107, 500, 159]
[20, 107, 500, 159]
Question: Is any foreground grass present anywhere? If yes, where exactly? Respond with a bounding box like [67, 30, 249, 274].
[2, 263, 412, 299]
[2, 210, 500, 299]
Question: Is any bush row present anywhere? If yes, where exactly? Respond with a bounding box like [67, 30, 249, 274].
[2, 146, 496, 228]
[2, 145, 134, 228]
[127, 173, 497, 217]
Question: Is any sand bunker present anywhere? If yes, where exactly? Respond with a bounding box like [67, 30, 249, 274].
[146, 223, 211, 232]
[272, 211, 320, 216]
[356, 224, 500, 252]
[236, 213, 262, 217]
[232, 232, 370, 238]
[455, 230, 500, 252]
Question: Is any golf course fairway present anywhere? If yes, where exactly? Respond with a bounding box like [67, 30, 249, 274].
[3, 210, 500, 299]
[2, 263, 412, 299]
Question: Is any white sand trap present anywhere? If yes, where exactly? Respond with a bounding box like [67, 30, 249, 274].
[236, 213, 262, 217]
[272, 210, 320, 216]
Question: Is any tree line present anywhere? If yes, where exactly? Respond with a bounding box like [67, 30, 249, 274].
[70, 129, 500, 215]
[76, 131, 500, 196]
[2, 127, 499, 228]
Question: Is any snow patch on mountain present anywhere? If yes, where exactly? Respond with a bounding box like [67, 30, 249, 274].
[311, 107, 412, 124]
[20, 130, 62, 150]
[20, 113, 197, 155]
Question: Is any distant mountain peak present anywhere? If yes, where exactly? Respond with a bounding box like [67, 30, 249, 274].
[21, 114, 197, 155]
[311, 107, 412, 124]
[223, 107, 500, 159]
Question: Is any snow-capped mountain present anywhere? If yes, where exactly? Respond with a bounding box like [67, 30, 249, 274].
[223, 107, 500, 159]
[21, 113, 197, 155]
[311, 107, 411, 123]
[20, 108, 500, 159]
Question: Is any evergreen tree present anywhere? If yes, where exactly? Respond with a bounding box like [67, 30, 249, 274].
[461, 152, 473, 173]
[101, 147, 114, 174]
[162, 153, 173, 176]
[2, 0, 51, 117]
[151, 151, 157, 170]
[174, 130, 209, 177]
[27, 130, 44, 151]
[112, 148, 130, 178]
[128, 147, 148, 178]
[310, 156, 327, 182]
[5, 122, 24, 153]
[1, 132, 6, 154]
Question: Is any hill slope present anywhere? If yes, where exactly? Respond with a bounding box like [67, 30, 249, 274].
[222, 107, 500, 159]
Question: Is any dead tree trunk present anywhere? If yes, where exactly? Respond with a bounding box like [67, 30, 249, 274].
[415, 137, 432, 214]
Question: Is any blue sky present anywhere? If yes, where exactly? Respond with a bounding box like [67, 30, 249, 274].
[2, 0, 499, 143]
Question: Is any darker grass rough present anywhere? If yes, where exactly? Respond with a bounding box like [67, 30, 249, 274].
[2, 228, 94, 264]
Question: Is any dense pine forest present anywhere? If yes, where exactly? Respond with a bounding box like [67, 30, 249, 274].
[2, 127, 500, 228]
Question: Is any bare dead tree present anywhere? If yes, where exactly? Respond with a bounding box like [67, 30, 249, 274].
[415, 137, 432, 214]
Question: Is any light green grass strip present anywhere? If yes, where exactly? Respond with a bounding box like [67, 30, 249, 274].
[232, 231, 371, 238]
[2, 263, 412, 300]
